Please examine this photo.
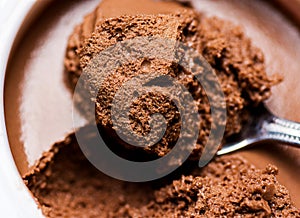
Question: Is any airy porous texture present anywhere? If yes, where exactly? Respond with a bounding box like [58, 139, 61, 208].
[124, 159, 300, 217]
[65, 4, 280, 158]
[64, 0, 185, 90]
[24, 132, 299, 218]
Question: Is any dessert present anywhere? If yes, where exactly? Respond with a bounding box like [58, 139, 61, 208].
[65, 0, 280, 158]
[24, 130, 300, 217]
[64, 0, 186, 91]
[22, 0, 300, 217]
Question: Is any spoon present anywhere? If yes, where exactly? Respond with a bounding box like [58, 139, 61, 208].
[217, 104, 300, 155]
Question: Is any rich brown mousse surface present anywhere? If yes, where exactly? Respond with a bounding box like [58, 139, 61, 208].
[64, 0, 185, 91]
[65, 0, 280, 158]
[24, 131, 300, 217]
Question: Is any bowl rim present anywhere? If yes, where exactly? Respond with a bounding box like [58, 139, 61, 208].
[1, 0, 300, 216]
[0, 0, 44, 217]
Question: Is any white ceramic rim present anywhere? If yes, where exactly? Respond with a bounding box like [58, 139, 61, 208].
[0, 0, 43, 217]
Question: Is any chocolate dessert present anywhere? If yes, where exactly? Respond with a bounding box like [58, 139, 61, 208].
[64, 0, 185, 91]
[24, 131, 300, 217]
[21, 0, 300, 217]
[65, 0, 280, 158]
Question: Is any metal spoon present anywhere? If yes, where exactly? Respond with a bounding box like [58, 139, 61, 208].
[217, 104, 300, 155]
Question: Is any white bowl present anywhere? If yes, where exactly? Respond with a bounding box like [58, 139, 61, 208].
[0, 0, 44, 216]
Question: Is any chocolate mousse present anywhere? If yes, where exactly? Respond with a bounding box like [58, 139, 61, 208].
[65, 0, 280, 158]
[24, 130, 300, 217]
[64, 0, 186, 91]
[22, 0, 300, 217]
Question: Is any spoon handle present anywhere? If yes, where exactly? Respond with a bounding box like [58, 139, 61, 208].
[261, 115, 300, 147]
